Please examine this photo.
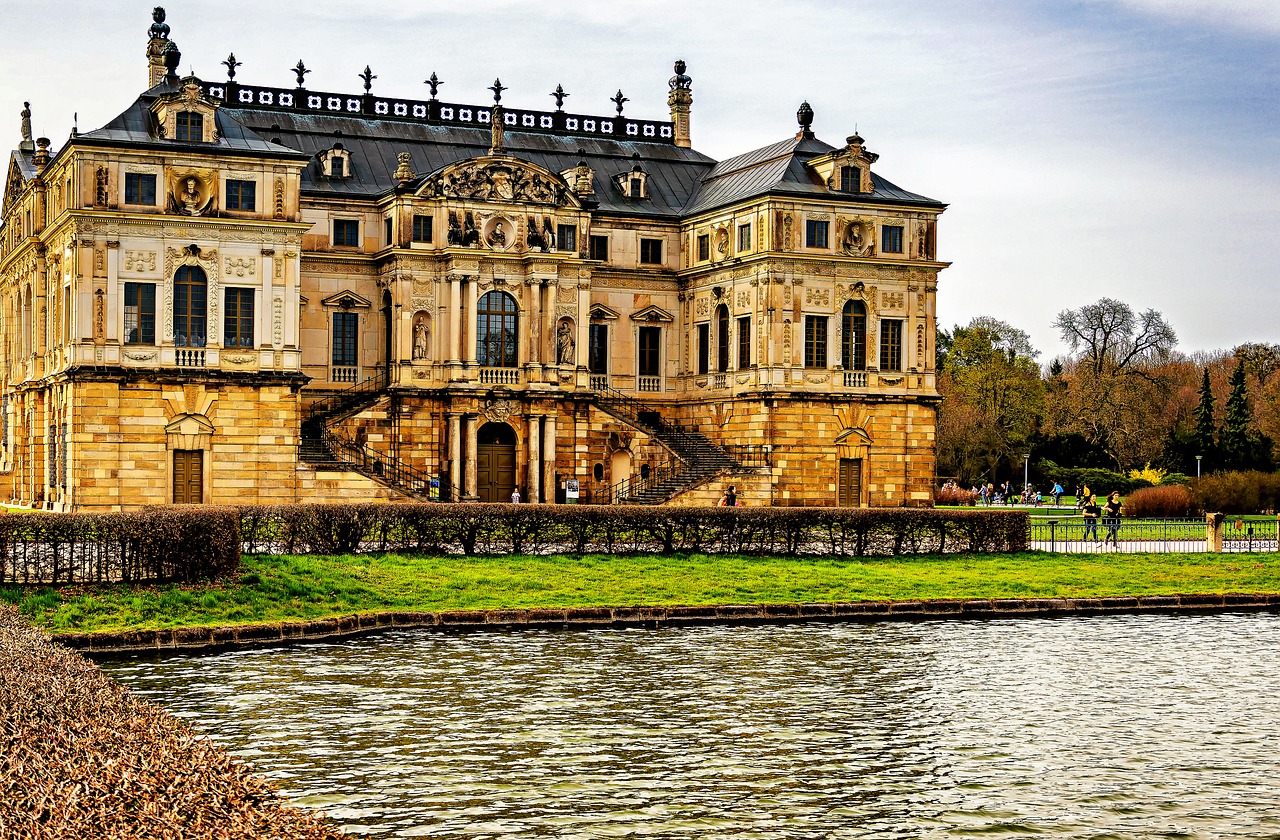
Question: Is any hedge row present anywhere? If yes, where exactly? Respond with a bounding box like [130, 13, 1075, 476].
[0, 507, 241, 585]
[238, 504, 1029, 557]
[0, 605, 343, 839]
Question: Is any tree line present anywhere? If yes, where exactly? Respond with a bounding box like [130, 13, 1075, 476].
[936, 297, 1278, 486]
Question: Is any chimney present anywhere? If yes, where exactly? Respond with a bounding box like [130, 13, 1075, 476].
[667, 60, 693, 149]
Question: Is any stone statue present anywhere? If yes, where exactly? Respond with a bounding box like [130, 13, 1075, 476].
[20, 102, 32, 144]
[413, 318, 429, 360]
[149, 7, 170, 40]
[95, 166, 109, 206]
[556, 321, 575, 365]
[489, 104, 505, 155]
[462, 211, 480, 246]
[447, 210, 462, 245]
[526, 215, 547, 251]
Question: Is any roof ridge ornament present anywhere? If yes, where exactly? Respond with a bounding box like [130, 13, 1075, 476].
[20, 101, 33, 150]
[489, 78, 507, 105]
[611, 89, 628, 116]
[424, 72, 442, 100]
[797, 100, 814, 139]
[550, 84, 568, 111]
[360, 65, 377, 94]
[292, 60, 311, 89]
[222, 53, 241, 81]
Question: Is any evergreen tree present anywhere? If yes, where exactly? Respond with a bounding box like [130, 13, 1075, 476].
[1220, 358, 1255, 471]
[1192, 367, 1217, 468]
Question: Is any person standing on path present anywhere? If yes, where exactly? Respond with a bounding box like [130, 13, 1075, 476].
[511, 487, 521, 504]
[1081, 494, 1101, 542]
[1102, 492, 1122, 547]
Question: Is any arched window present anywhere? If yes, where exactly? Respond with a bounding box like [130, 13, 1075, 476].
[842, 299, 867, 371]
[173, 266, 208, 348]
[715, 303, 730, 373]
[477, 291, 517, 368]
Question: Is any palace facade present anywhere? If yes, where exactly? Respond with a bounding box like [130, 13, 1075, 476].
[0, 10, 947, 511]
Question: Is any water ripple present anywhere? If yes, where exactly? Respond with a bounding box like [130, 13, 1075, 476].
[103, 613, 1280, 838]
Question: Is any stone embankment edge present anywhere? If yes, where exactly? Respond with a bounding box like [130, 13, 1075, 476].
[54, 593, 1280, 657]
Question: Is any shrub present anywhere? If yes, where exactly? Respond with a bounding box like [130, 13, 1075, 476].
[1128, 463, 1168, 486]
[1122, 485, 1199, 518]
[1071, 467, 1152, 497]
[1194, 471, 1280, 515]
[934, 486, 980, 506]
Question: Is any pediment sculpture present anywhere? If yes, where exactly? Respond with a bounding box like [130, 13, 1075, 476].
[424, 159, 575, 207]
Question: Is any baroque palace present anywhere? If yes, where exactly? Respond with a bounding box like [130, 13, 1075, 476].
[0, 9, 947, 511]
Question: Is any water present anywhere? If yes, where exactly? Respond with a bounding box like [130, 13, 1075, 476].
[102, 614, 1280, 838]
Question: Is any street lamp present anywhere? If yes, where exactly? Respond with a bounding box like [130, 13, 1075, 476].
[1023, 453, 1030, 491]
[1195, 454, 1202, 479]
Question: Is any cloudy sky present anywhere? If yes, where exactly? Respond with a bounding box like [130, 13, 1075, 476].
[2, 0, 1276, 359]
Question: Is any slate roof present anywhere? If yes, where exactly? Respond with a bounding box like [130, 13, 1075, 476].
[50, 77, 944, 219]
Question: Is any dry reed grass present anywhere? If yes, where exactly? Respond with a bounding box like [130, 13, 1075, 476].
[0, 605, 343, 839]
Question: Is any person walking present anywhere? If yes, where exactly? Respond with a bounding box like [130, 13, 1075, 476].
[1102, 491, 1123, 547]
[1081, 494, 1101, 542]
[1074, 484, 1084, 509]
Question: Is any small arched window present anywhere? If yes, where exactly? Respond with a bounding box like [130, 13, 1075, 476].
[477, 291, 518, 368]
[842, 299, 866, 371]
[593, 462, 604, 482]
[173, 265, 208, 347]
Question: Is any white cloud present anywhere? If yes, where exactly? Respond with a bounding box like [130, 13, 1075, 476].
[1101, 0, 1280, 36]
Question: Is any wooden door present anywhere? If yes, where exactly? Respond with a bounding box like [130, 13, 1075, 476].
[837, 457, 861, 507]
[477, 443, 516, 503]
[173, 449, 204, 504]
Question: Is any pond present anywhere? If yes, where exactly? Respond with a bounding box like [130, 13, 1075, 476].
[103, 613, 1280, 838]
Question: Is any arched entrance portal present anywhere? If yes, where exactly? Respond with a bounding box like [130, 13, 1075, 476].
[477, 422, 517, 503]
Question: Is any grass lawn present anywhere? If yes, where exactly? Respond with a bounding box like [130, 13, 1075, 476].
[4, 551, 1280, 635]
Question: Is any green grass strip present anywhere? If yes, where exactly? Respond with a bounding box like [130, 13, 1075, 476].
[4, 551, 1279, 635]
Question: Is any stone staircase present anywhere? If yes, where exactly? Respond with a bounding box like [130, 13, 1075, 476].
[590, 384, 742, 504]
[299, 371, 461, 502]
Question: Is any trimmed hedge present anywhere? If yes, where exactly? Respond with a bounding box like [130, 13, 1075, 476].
[0, 507, 241, 584]
[238, 504, 1029, 557]
[0, 605, 342, 839]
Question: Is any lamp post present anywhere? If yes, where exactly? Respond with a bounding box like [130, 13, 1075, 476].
[1196, 454, 1202, 479]
[1023, 453, 1030, 491]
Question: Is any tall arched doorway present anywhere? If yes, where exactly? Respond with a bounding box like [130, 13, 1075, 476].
[477, 422, 517, 503]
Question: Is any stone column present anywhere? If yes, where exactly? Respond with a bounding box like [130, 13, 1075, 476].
[527, 414, 541, 502]
[448, 274, 461, 363]
[542, 413, 556, 504]
[464, 414, 478, 499]
[464, 278, 478, 365]
[448, 412, 462, 501]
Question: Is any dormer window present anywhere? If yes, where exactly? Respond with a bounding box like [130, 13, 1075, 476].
[628, 177, 643, 198]
[613, 154, 649, 199]
[321, 144, 352, 178]
[840, 165, 861, 193]
[175, 112, 204, 142]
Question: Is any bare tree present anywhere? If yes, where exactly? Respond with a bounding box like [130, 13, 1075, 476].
[1053, 298, 1177, 376]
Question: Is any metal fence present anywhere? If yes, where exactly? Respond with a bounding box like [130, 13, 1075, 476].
[1028, 516, 1279, 553]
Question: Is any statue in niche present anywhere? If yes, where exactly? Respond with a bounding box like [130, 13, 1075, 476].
[413, 315, 430, 360]
[462, 211, 480, 246]
[447, 210, 462, 245]
[556, 320, 575, 365]
[542, 216, 555, 251]
[149, 7, 170, 40]
[527, 214, 548, 251]
[95, 167, 109, 206]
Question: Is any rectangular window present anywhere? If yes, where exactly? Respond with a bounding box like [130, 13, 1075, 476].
[332, 311, 358, 366]
[629, 177, 643, 198]
[332, 155, 346, 177]
[638, 327, 661, 377]
[697, 234, 710, 261]
[124, 173, 156, 205]
[805, 219, 829, 248]
[589, 234, 609, 261]
[384, 217, 393, 246]
[640, 238, 663, 265]
[588, 323, 608, 374]
[123, 282, 155, 345]
[333, 219, 359, 247]
[225, 179, 256, 211]
[737, 223, 752, 252]
[737, 316, 751, 368]
[805, 315, 828, 368]
[697, 323, 710, 375]
[412, 214, 433, 243]
[224, 288, 254, 348]
[557, 224, 577, 253]
[882, 224, 904, 254]
[840, 166, 861, 192]
[175, 112, 204, 142]
[880, 319, 903, 371]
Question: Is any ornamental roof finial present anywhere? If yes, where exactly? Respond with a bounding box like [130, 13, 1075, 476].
[292, 60, 311, 88]
[360, 65, 377, 94]
[611, 89, 628, 116]
[222, 53, 241, 81]
[489, 78, 507, 105]
[669, 59, 691, 91]
[424, 72, 442, 99]
[551, 84, 569, 111]
[797, 101, 814, 138]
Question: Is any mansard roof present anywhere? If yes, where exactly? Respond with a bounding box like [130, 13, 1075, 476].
[682, 134, 944, 217]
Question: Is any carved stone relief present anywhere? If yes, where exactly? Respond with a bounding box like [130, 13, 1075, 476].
[482, 398, 516, 423]
[427, 160, 570, 206]
[124, 250, 156, 273]
[881, 292, 904, 311]
[224, 257, 255, 278]
[272, 297, 283, 346]
[274, 177, 285, 220]
[804, 288, 830, 307]
[736, 291, 751, 309]
[695, 297, 710, 317]
[838, 217, 877, 257]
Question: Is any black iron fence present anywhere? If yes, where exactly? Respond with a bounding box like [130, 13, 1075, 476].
[1028, 516, 1279, 553]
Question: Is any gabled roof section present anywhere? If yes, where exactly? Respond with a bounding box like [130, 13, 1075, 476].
[683, 133, 943, 217]
[2, 152, 34, 218]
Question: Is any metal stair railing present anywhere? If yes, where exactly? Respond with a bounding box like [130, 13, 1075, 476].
[305, 369, 390, 424]
[321, 426, 463, 502]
